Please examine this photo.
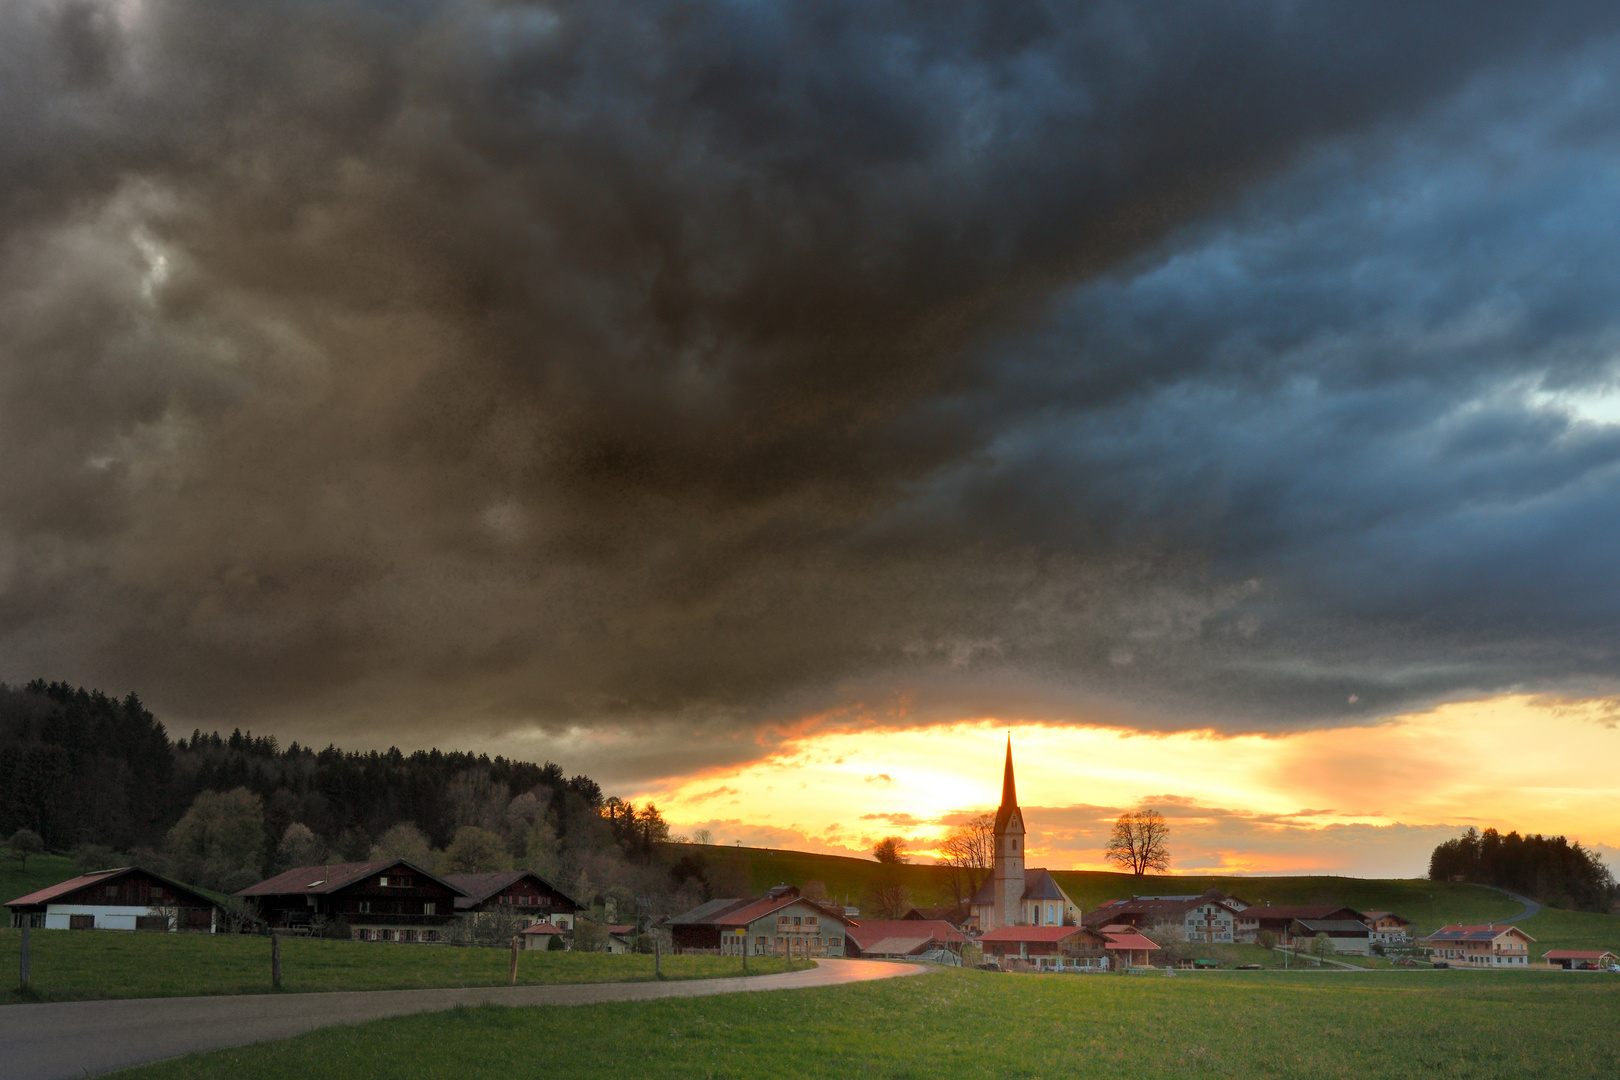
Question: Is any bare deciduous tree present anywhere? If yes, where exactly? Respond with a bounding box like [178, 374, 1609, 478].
[938, 813, 995, 903]
[1104, 808, 1170, 877]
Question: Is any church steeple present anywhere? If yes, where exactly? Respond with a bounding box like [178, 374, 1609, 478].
[994, 734, 1021, 833]
[989, 734, 1026, 929]
[1001, 734, 1017, 808]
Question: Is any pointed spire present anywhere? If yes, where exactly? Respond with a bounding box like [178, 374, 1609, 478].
[1001, 733, 1017, 810]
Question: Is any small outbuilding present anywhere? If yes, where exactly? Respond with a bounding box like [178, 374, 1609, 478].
[1290, 918, 1373, 955]
[845, 918, 967, 959]
[519, 921, 566, 951]
[6, 867, 222, 932]
[1543, 949, 1618, 969]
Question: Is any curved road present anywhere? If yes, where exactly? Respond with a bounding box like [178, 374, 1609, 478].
[2, 958, 927, 1080]
[1477, 885, 1542, 922]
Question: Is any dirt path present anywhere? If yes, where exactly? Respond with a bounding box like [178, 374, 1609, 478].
[1, 958, 928, 1080]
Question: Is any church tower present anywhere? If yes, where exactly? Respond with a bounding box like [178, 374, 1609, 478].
[991, 735, 1026, 930]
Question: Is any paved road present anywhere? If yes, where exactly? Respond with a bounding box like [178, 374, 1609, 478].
[1477, 885, 1543, 922]
[2, 958, 927, 1080]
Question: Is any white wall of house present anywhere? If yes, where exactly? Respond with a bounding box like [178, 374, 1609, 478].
[43, 904, 181, 931]
[1182, 903, 1238, 943]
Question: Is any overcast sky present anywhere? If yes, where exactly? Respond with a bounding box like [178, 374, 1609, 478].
[6, 1, 1620, 804]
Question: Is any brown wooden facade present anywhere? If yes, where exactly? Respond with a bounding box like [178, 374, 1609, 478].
[238, 859, 463, 942]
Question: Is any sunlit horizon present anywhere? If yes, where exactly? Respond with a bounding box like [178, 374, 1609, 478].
[629, 694, 1620, 880]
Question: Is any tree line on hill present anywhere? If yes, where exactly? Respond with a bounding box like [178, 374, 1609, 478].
[0, 680, 699, 917]
[1429, 827, 1617, 912]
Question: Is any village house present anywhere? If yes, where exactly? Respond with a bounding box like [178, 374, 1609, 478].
[666, 884, 854, 957]
[1289, 918, 1373, 955]
[978, 924, 1110, 971]
[237, 858, 464, 942]
[967, 740, 1083, 932]
[843, 918, 967, 960]
[6, 867, 222, 932]
[443, 870, 583, 932]
[1422, 924, 1535, 966]
[1083, 890, 1247, 944]
[1362, 911, 1414, 946]
[1542, 949, 1618, 969]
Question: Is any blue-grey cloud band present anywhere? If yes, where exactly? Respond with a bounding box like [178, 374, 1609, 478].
[1, 0, 1617, 775]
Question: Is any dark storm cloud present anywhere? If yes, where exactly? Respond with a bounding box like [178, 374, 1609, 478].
[2, 0, 1620, 779]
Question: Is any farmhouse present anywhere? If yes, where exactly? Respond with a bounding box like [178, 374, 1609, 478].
[1422, 924, 1535, 966]
[967, 740, 1083, 932]
[1543, 949, 1618, 969]
[1362, 910, 1414, 946]
[978, 925, 1112, 971]
[667, 884, 854, 957]
[6, 867, 222, 932]
[1289, 918, 1373, 955]
[443, 870, 583, 931]
[238, 858, 464, 942]
[1084, 890, 1247, 943]
[844, 918, 967, 959]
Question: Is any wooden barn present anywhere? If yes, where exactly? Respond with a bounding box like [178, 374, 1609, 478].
[237, 858, 464, 942]
[6, 867, 221, 932]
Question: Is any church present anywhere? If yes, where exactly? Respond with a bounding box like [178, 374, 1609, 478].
[968, 739, 1082, 931]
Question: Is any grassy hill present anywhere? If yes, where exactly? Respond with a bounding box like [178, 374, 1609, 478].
[678, 843, 1618, 953]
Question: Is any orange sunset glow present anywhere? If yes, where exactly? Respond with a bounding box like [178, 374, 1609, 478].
[632, 695, 1620, 879]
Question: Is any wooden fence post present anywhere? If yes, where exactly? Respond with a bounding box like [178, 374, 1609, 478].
[742, 933, 747, 973]
[510, 936, 519, 985]
[654, 933, 661, 978]
[271, 932, 282, 990]
[19, 920, 30, 992]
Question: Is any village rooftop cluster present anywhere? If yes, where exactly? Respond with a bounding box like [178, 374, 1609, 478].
[9, 742, 1615, 974]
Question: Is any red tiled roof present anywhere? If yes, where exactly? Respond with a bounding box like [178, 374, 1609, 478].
[6, 868, 125, 907]
[1101, 931, 1160, 952]
[712, 895, 851, 928]
[6, 866, 218, 910]
[846, 919, 965, 950]
[520, 922, 564, 935]
[1543, 950, 1615, 959]
[1424, 924, 1535, 943]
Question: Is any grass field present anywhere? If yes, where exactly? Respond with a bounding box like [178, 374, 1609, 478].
[0, 928, 796, 1005]
[112, 965, 1620, 1080]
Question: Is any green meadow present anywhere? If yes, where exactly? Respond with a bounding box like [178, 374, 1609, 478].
[113, 966, 1620, 1080]
[0, 928, 796, 1005]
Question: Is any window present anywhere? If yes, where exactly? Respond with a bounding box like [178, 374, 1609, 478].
[424, 902, 436, 916]
[378, 877, 389, 887]
[806, 916, 817, 925]
[358, 901, 371, 914]
[829, 937, 841, 947]
[793, 917, 801, 926]
[779, 915, 790, 924]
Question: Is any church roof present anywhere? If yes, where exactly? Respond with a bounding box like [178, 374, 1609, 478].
[968, 867, 1073, 906]
[993, 737, 1021, 833]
